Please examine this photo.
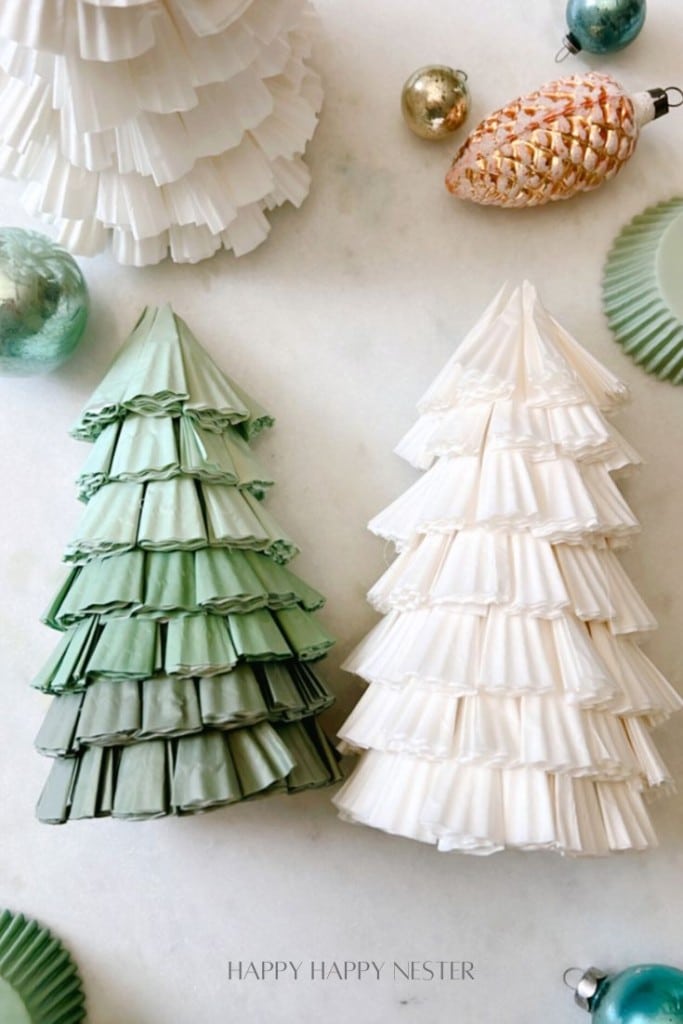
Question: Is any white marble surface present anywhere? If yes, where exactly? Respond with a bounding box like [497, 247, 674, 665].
[1, 2, 683, 1022]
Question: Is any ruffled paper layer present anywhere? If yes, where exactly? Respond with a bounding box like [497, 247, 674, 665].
[338, 683, 670, 785]
[0, 909, 86, 1024]
[38, 717, 342, 823]
[333, 753, 656, 856]
[370, 452, 638, 548]
[344, 608, 680, 716]
[336, 283, 679, 855]
[0, 0, 302, 107]
[64, 478, 297, 564]
[417, 282, 630, 415]
[34, 609, 334, 694]
[77, 414, 272, 501]
[45, 547, 324, 628]
[71, 305, 273, 441]
[397, 398, 640, 473]
[369, 529, 656, 633]
[33, 303, 340, 824]
[36, 661, 334, 754]
[0, 1, 322, 264]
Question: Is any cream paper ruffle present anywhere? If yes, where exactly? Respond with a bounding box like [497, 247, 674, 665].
[368, 529, 656, 633]
[336, 283, 680, 855]
[397, 398, 641, 472]
[342, 606, 681, 716]
[0, 0, 322, 264]
[369, 450, 639, 548]
[417, 282, 630, 415]
[337, 685, 669, 785]
[333, 754, 656, 856]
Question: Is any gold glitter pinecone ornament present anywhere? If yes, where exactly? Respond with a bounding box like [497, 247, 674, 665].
[445, 72, 674, 208]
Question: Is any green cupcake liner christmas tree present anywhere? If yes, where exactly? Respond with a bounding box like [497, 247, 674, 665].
[34, 304, 341, 823]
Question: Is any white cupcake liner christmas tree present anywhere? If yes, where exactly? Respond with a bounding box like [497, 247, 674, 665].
[0, 0, 322, 265]
[334, 281, 682, 856]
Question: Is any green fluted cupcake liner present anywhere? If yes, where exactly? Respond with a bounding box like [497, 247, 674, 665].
[603, 197, 683, 384]
[37, 719, 342, 824]
[36, 662, 335, 755]
[44, 548, 325, 629]
[0, 909, 85, 1024]
[64, 478, 297, 564]
[77, 416, 272, 502]
[34, 611, 335, 694]
[71, 305, 274, 441]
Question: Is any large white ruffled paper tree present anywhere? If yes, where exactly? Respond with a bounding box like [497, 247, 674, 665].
[334, 281, 681, 856]
[0, 0, 322, 265]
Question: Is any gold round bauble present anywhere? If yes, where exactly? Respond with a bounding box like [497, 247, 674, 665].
[401, 65, 470, 141]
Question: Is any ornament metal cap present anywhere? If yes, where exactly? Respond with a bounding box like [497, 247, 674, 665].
[556, 32, 582, 61]
[570, 967, 609, 1012]
[647, 86, 683, 119]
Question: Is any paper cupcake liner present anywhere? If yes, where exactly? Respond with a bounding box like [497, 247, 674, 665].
[0, 0, 259, 66]
[603, 197, 683, 384]
[44, 547, 324, 629]
[396, 397, 640, 472]
[76, 415, 273, 501]
[332, 753, 656, 856]
[0, 10, 312, 152]
[0, 2, 322, 264]
[64, 477, 297, 565]
[370, 448, 639, 550]
[368, 528, 656, 633]
[417, 283, 629, 415]
[344, 607, 682, 719]
[71, 306, 274, 441]
[36, 661, 335, 755]
[34, 609, 335, 695]
[37, 718, 342, 824]
[0, 909, 85, 1024]
[338, 682, 669, 785]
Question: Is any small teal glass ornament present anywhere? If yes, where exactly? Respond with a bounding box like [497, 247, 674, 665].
[0, 228, 88, 377]
[557, 0, 646, 60]
[568, 964, 683, 1022]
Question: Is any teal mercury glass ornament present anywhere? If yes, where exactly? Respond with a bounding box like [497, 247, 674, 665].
[0, 228, 88, 376]
[559, 0, 646, 58]
[571, 964, 683, 1022]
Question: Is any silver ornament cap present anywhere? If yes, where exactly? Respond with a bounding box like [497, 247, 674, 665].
[574, 968, 609, 1012]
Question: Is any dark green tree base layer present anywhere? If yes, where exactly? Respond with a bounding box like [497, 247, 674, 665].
[37, 661, 335, 755]
[38, 719, 342, 824]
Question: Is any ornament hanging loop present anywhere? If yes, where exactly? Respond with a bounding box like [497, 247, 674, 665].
[646, 86, 683, 120]
[563, 967, 584, 990]
[555, 33, 581, 63]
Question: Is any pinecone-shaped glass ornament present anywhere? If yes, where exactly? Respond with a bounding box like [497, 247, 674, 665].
[446, 73, 676, 208]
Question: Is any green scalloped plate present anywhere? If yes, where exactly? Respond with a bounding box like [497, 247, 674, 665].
[0, 910, 85, 1024]
[603, 197, 683, 384]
